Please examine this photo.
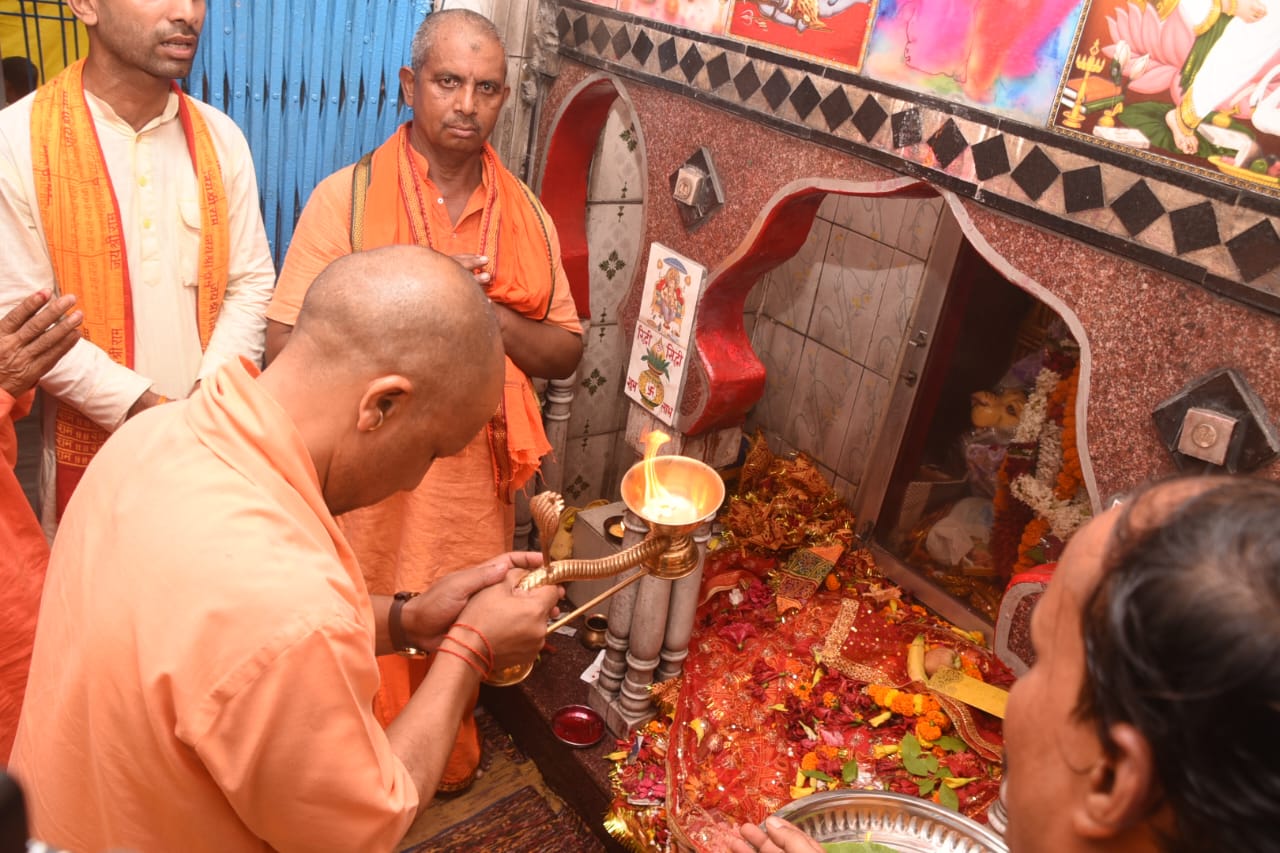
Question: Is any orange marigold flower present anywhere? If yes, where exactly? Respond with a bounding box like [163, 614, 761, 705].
[801, 751, 819, 771]
[817, 744, 840, 761]
[824, 572, 841, 592]
[793, 681, 813, 701]
[916, 719, 942, 742]
[822, 691, 840, 709]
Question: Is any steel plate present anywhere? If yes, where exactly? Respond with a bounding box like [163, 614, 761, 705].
[771, 791, 1008, 853]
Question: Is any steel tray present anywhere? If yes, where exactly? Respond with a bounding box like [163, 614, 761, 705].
[771, 790, 1008, 853]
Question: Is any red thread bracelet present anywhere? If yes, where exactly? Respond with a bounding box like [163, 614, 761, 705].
[436, 645, 486, 679]
[442, 633, 492, 672]
[451, 623, 495, 668]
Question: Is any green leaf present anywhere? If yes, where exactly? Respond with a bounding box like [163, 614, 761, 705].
[936, 766, 953, 779]
[902, 752, 932, 776]
[801, 768, 835, 783]
[918, 777, 937, 796]
[842, 759, 859, 783]
[934, 735, 967, 752]
[900, 733, 921, 760]
[922, 754, 939, 774]
[938, 784, 960, 811]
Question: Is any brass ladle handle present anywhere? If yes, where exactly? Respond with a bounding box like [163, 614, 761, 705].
[517, 535, 670, 591]
[485, 536, 671, 687]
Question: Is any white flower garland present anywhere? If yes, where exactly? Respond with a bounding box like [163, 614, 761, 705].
[1010, 474, 1092, 539]
[1006, 363, 1091, 541]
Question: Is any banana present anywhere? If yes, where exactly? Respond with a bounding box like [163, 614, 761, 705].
[907, 634, 927, 684]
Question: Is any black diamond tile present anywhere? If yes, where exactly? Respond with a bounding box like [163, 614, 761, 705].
[1110, 180, 1164, 237]
[657, 37, 679, 72]
[762, 69, 792, 111]
[789, 76, 821, 120]
[891, 108, 923, 148]
[851, 96, 888, 141]
[1062, 165, 1104, 213]
[679, 45, 704, 82]
[556, 10, 571, 40]
[705, 53, 731, 89]
[1010, 147, 1060, 201]
[632, 30, 653, 64]
[971, 135, 1010, 180]
[1169, 201, 1220, 254]
[927, 118, 968, 169]
[734, 62, 761, 100]
[1226, 220, 1280, 282]
[819, 87, 853, 131]
[634, 29, 655, 64]
[590, 21, 611, 55]
[611, 25, 632, 59]
[572, 14, 589, 46]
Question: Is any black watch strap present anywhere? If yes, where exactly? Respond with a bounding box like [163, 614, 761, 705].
[390, 591, 426, 658]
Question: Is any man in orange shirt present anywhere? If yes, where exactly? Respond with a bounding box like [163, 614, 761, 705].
[11, 246, 562, 852]
[0, 289, 81, 762]
[265, 9, 583, 790]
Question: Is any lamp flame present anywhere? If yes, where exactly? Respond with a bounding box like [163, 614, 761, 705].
[639, 430, 698, 524]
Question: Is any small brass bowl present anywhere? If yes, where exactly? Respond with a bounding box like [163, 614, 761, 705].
[580, 613, 609, 650]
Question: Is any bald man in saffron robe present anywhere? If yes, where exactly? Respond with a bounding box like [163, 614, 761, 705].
[10, 246, 562, 853]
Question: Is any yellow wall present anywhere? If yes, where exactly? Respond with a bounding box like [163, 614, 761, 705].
[0, 1, 85, 84]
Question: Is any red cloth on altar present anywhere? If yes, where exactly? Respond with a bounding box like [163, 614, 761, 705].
[666, 553, 1012, 851]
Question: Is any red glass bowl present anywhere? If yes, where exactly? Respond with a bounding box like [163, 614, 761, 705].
[551, 704, 606, 748]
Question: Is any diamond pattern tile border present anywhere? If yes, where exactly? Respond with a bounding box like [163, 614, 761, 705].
[555, 3, 1280, 316]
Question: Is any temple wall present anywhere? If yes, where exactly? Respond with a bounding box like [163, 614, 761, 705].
[540, 58, 1280, 503]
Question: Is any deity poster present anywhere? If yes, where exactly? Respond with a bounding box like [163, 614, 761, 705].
[727, 0, 877, 72]
[862, 0, 1086, 122]
[1050, 0, 1280, 197]
[624, 244, 707, 427]
[615, 0, 732, 32]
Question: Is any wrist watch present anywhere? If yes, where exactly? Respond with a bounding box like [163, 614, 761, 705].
[390, 591, 427, 658]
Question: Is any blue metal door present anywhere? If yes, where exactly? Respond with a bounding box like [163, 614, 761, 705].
[191, 0, 431, 264]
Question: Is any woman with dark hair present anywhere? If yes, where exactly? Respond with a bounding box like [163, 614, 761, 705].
[734, 475, 1280, 853]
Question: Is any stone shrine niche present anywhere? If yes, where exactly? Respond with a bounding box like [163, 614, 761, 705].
[738, 184, 1092, 633]
[550, 85, 649, 507]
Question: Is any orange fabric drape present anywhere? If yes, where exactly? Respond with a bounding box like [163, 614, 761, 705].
[0, 391, 49, 762]
[30, 59, 230, 516]
[362, 124, 554, 498]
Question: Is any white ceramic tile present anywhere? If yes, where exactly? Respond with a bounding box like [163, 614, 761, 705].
[760, 217, 831, 333]
[831, 195, 943, 260]
[587, 100, 644, 203]
[569, 322, 629, 437]
[624, 322, 689, 427]
[833, 476, 858, 510]
[636, 243, 707, 349]
[747, 318, 806, 439]
[895, 197, 945, 260]
[606, 429, 639, 500]
[744, 273, 768, 314]
[817, 192, 843, 223]
[809, 226, 895, 363]
[866, 251, 926, 377]
[836, 369, 891, 486]
[586, 201, 644, 326]
[561, 431, 617, 506]
[790, 339, 864, 470]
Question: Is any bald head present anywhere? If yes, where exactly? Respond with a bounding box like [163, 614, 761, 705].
[410, 9, 504, 72]
[266, 246, 505, 513]
[290, 245, 501, 388]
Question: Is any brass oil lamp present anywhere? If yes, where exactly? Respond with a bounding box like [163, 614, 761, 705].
[486, 443, 724, 687]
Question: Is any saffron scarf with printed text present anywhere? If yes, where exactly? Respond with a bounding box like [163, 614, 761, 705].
[31, 59, 230, 518]
[360, 123, 556, 498]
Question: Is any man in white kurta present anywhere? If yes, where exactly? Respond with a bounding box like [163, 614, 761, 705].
[0, 65, 274, 531]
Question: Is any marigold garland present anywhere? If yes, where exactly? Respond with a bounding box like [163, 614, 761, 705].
[867, 685, 951, 743]
[1055, 363, 1083, 501]
[1014, 516, 1051, 573]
